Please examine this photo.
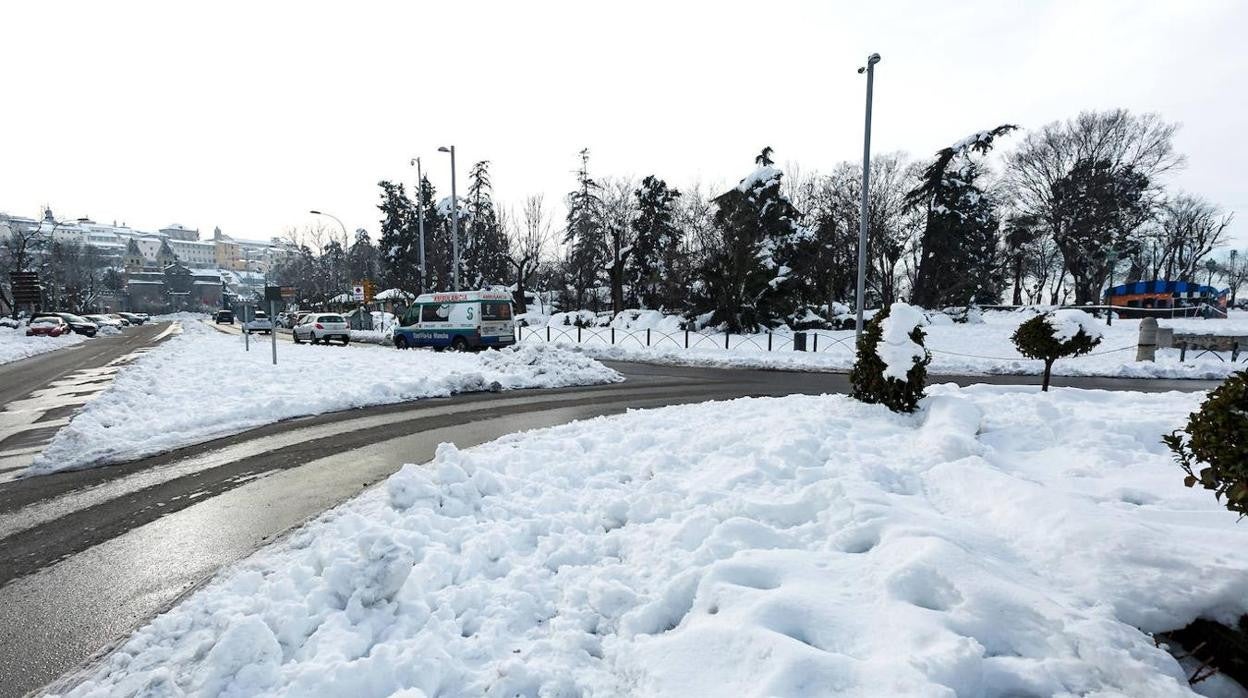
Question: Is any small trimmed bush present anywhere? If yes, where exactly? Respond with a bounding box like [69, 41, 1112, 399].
[1011, 311, 1102, 391]
[1164, 371, 1248, 517]
[850, 303, 931, 413]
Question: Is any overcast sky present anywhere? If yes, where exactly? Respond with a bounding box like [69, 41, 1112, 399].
[3, 0, 1244, 245]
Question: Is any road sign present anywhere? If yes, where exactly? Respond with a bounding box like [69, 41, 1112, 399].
[264, 285, 283, 303]
[362, 279, 376, 304]
[352, 284, 365, 302]
[11, 272, 42, 305]
[280, 286, 296, 300]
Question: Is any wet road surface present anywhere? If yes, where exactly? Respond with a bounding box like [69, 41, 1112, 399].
[0, 336, 1222, 696]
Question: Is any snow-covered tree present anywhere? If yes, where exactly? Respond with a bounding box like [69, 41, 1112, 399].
[463, 160, 509, 289]
[563, 148, 607, 311]
[628, 175, 683, 311]
[907, 125, 1016, 308]
[377, 180, 421, 294]
[697, 147, 811, 331]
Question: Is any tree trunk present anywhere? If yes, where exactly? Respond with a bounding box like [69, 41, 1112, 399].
[1012, 256, 1024, 306]
[610, 260, 625, 317]
[1042, 359, 1054, 392]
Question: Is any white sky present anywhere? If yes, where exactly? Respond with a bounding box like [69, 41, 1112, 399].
[2, 0, 1244, 245]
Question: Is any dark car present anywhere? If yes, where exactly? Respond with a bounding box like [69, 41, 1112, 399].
[117, 312, 146, 325]
[215, 310, 235, 324]
[33, 312, 98, 337]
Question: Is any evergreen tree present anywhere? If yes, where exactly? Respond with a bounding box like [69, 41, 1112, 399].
[346, 228, 379, 286]
[563, 148, 607, 310]
[696, 147, 810, 332]
[463, 160, 509, 289]
[627, 176, 683, 310]
[908, 125, 1017, 308]
[377, 180, 421, 293]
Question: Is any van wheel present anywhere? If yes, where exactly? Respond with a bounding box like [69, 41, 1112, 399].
[394, 336, 409, 350]
[450, 336, 470, 352]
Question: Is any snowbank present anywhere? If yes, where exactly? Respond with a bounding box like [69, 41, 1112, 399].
[0, 325, 88, 365]
[521, 309, 1248, 379]
[27, 321, 620, 475]
[58, 386, 1248, 696]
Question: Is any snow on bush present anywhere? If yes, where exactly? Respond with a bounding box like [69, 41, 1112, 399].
[1046, 308, 1105, 342]
[57, 387, 1248, 697]
[27, 322, 620, 475]
[851, 303, 931, 413]
[877, 303, 928, 380]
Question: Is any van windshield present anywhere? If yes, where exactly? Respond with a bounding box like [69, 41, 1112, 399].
[482, 302, 512, 321]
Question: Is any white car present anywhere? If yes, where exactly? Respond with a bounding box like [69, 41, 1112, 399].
[293, 313, 349, 345]
[243, 310, 274, 334]
[85, 314, 126, 328]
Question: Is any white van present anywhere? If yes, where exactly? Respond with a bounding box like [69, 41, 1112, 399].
[393, 290, 516, 351]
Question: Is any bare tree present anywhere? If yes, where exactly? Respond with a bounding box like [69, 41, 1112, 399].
[600, 176, 637, 315]
[1006, 109, 1185, 303]
[1220, 249, 1248, 305]
[1, 216, 49, 316]
[506, 195, 552, 314]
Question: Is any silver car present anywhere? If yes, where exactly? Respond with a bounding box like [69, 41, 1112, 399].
[293, 313, 349, 345]
[243, 310, 275, 334]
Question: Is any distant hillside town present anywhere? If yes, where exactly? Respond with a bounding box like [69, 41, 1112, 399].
[0, 207, 296, 314]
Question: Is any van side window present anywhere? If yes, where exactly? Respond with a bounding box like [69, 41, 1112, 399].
[482, 302, 512, 321]
[402, 307, 420, 325]
[421, 304, 452, 322]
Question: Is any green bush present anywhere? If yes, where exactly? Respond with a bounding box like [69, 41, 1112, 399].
[1010, 312, 1101, 391]
[850, 304, 931, 413]
[1164, 371, 1248, 517]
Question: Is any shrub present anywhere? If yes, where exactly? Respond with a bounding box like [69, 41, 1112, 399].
[850, 303, 931, 413]
[1164, 371, 1248, 517]
[1011, 310, 1102, 391]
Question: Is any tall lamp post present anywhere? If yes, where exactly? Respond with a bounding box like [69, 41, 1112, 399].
[410, 157, 427, 294]
[309, 210, 349, 244]
[438, 145, 459, 291]
[855, 53, 881, 341]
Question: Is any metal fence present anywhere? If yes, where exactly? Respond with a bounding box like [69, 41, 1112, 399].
[516, 324, 859, 356]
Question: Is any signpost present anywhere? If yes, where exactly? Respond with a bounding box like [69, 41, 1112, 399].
[264, 285, 282, 365]
[10, 272, 41, 316]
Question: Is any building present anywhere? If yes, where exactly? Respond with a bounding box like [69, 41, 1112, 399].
[1105, 280, 1228, 318]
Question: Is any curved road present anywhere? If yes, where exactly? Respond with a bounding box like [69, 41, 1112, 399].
[0, 324, 1221, 696]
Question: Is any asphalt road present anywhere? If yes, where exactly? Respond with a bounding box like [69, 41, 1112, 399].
[0, 330, 1223, 697]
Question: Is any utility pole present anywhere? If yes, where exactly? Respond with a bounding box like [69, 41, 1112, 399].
[855, 53, 881, 341]
[411, 157, 427, 294]
[439, 145, 459, 291]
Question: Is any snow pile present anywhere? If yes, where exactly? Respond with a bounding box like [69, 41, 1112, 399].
[1046, 309, 1105, 342]
[877, 302, 927, 380]
[58, 386, 1248, 696]
[27, 321, 620, 475]
[0, 324, 88, 365]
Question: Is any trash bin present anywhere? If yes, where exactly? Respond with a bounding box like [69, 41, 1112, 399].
[793, 331, 807, 352]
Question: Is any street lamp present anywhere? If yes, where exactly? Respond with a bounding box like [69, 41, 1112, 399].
[410, 157, 427, 294]
[854, 52, 881, 341]
[308, 210, 349, 247]
[438, 145, 459, 291]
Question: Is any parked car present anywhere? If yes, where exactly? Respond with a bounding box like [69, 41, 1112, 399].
[277, 311, 300, 329]
[33, 312, 98, 337]
[0, 317, 18, 330]
[292, 313, 349, 345]
[214, 309, 235, 324]
[106, 313, 132, 326]
[26, 316, 70, 337]
[244, 310, 275, 334]
[116, 312, 145, 325]
[85, 314, 126, 329]
[133, 312, 151, 323]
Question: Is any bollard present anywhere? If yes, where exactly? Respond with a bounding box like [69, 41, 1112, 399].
[1155, 327, 1173, 349]
[1137, 317, 1158, 362]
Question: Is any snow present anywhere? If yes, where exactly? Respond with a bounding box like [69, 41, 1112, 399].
[56, 386, 1248, 696]
[26, 320, 620, 476]
[0, 324, 88, 365]
[520, 309, 1248, 380]
[877, 302, 927, 380]
[1046, 308, 1105, 342]
[735, 165, 781, 193]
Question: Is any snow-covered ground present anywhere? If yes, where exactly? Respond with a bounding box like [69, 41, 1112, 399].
[0, 324, 88, 365]
[27, 320, 620, 476]
[57, 385, 1247, 697]
[521, 309, 1248, 379]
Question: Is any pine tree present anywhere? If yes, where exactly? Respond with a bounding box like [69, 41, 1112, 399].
[628, 175, 683, 310]
[908, 125, 1017, 308]
[563, 148, 607, 310]
[377, 180, 421, 293]
[463, 160, 509, 289]
[697, 147, 810, 332]
[346, 228, 379, 286]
